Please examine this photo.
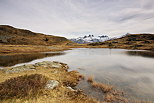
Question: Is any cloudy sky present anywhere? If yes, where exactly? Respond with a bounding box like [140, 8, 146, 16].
[0, 0, 154, 38]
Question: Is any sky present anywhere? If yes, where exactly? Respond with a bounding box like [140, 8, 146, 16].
[0, 0, 154, 38]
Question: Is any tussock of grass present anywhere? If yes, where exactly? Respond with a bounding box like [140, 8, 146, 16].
[91, 82, 113, 93]
[63, 70, 85, 87]
[104, 93, 115, 102]
[0, 74, 48, 100]
[87, 76, 112, 93]
[87, 76, 129, 103]
[87, 76, 153, 103]
[78, 74, 85, 80]
[87, 76, 94, 83]
[104, 93, 128, 103]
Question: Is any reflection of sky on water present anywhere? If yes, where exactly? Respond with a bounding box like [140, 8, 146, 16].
[1, 48, 154, 101]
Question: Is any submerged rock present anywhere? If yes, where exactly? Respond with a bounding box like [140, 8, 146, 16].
[45, 80, 59, 89]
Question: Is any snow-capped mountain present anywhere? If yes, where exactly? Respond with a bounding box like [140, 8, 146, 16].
[70, 35, 109, 44]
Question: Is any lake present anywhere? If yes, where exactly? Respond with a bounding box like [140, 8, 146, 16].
[0, 48, 154, 101]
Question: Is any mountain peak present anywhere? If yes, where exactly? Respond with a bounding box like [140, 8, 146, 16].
[70, 35, 109, 44]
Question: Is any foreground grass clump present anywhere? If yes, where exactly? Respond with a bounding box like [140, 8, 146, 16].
[87, 76, 128, 103]
[0, 61, 99, 103]
[87, 76, 113, 93]
[87, 75, 94, 83]
[91, 82, 113, 93]
[0, 74, 48, 100]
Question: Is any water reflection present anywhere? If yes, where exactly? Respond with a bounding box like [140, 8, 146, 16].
[0, 48, 154, 101]
[126, 51, 154, 58]
[0, 52, 64, 67]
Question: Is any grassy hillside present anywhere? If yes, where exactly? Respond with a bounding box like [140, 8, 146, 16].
[0, 25, 70, 45]
[88, 34, 154, 50]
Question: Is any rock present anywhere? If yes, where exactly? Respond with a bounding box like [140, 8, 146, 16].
[46, 61, 62, 68]
[44, 61, 55, 65]
[45, 80, 59, 89]
[50, 63, 62, 68]
[23, 64, 35, 69]
[4, 61, 68, 74]
[0, 67, 4, 70]
[35, 61, 48, 66]
[66, 86, 77, 92]
[5, 64, 36, 73]
[35, 61, 62, 68]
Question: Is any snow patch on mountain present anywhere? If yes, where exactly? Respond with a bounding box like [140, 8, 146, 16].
[70, 35, 110, 44]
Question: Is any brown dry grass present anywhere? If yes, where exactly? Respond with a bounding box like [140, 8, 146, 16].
[0, 25, 71, 46]
[87, 75, 94, 83]
[0, 74, 48, 100]
[87, 76, 129, 103]
[63, 70, 85, 87]
[0, 64, 153, 103]
[104, 93, 128, 103]
[87, 76, 113, 93]
[0, 44, 70, 55]
[86, 76, 154, 103]
[0, 64, 98, 103]
[91, 82, 113, 93]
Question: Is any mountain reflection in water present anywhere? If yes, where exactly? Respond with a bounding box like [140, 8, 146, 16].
[126, 51, 154, 58]
[0, 52, 64, 67]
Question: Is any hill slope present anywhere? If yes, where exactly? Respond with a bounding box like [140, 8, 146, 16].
[0, 25, 70, 45]
[88, 34, 154, 50]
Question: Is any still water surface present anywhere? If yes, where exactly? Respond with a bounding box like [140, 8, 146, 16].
[0, 48, 154, 101]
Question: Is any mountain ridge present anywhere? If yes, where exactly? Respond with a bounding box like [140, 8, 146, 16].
[70, 35, 109, 44]
[88, 33, 154, 50]
[0, 25, 70, 45]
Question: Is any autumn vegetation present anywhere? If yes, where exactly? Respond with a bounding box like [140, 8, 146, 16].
[88, 34, 154, 51]
[0, 25, 153, 102]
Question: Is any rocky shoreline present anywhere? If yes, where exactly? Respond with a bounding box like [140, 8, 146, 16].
[0, 61, 152, 103]
[3, 61, 68, 74]
[0, 61, 98, 103]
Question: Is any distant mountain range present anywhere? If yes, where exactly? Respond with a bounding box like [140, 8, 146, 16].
[70, 35, 110, 44]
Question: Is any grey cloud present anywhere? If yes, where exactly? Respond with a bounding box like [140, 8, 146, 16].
[0, 0, 154, 38]
[114, 8, 154, 22]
